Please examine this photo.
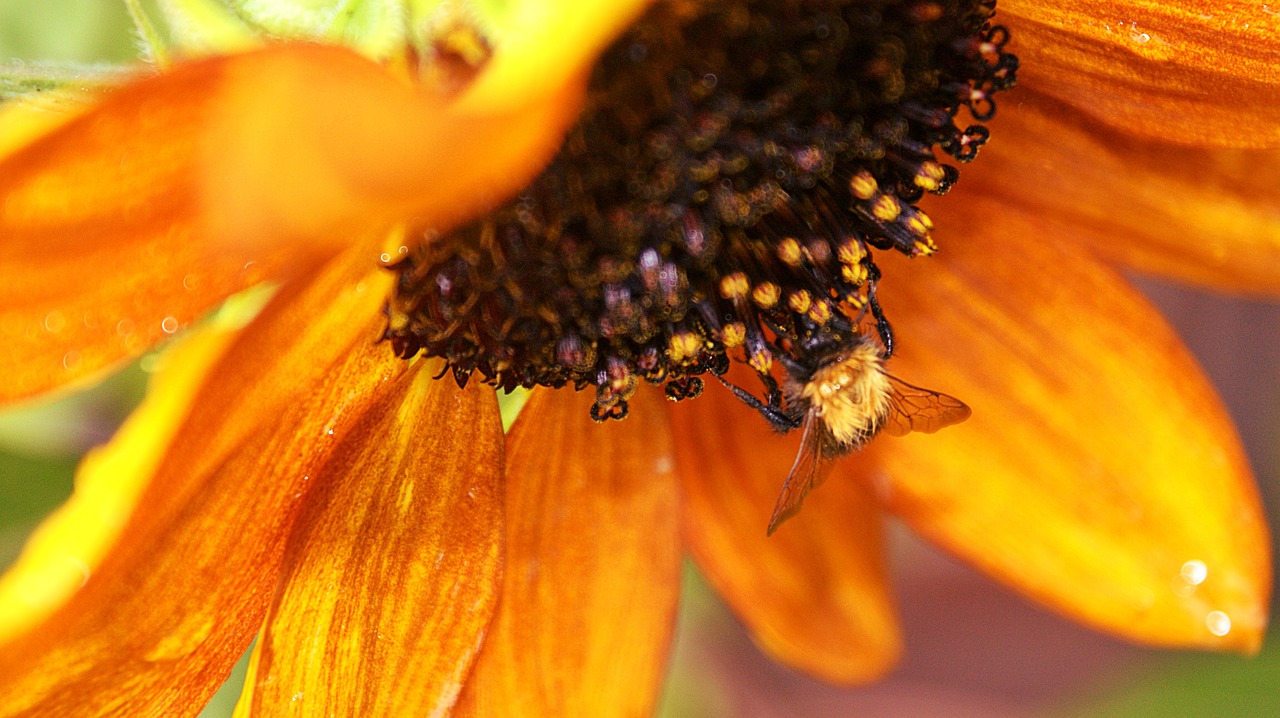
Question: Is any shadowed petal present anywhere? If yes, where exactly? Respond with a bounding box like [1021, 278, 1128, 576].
[0, 43, 583, 403]
[0, 252, 410, 713]
[239, 368, 503, 716]
[455, 387, 681, 717]
[874, 199, 1272, 651]
[1003, 0, 1280, 147]
[969, 91, 1280, 294]
[668, 373, 902, 684]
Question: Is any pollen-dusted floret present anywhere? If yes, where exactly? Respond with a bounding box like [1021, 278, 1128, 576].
[385, 0, 1017, 419]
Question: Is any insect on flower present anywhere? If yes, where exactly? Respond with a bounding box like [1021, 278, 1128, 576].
[720, 301, 972, 533]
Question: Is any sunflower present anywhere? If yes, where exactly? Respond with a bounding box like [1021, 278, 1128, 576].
[0, 0, 1274, 715]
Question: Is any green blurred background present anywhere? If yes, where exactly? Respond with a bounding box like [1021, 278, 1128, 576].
[1, 2, 1277, 716]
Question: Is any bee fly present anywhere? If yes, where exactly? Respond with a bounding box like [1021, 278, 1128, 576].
[720, 324, 971, 534]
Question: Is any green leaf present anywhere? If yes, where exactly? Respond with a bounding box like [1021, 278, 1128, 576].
[1058, 644, 1280, 718]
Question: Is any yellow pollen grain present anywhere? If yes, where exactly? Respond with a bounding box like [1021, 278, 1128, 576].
[913, 239, 937, 256]
[808, 300, 832, 325]
[913, 161, 946, 190]
[849, 171, 877, 200]
[788, 290, 813, 314]
[777, 237, 804, 266]
[837, 238, 866, 265]
[752, 282, 781, 309]
[669, 332, 701, 362]
[906, 213, 932, 236]
[749, 348, 773, 373]
[721, 322, 746, 348]
[842, 263, 868, 285]
[719, 272, 750, 300]
[872, 195, 901, 222]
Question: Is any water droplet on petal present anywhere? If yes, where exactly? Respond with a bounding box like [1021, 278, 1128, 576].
[1180, 560, 1208, 586]
[43, 311, 66, 333]
[161, 316, 180, 334]
[62, 351, 81, 370]
[1206, 610, 1232, 637]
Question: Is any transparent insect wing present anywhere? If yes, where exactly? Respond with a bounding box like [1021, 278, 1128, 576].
[882, 375, 972, 437]
[767, 413, 837, 535]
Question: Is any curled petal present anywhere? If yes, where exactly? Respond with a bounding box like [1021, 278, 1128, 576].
[668, 374, 902, 684]
[461, 0, 654, 112]
[969, 91, 1280, 294]
[455, 387, 681, 717]
[875, 201, 1271, 651]
[0, 252, 409, 713]
[240, 368, 503, 716]
[1002, 0, 1280, 147]
[0, 43, 583, 402]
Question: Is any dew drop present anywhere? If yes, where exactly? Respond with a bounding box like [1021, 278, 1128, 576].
[182, 273, 199, 291]
[161, 316, 180, 334]
[61, 351, 81, 370]
[1180, 560, 1208, 586]
[116, 318, 136, 337]
[1206, 610, 1232, 636]
[43, 311, 66, 333]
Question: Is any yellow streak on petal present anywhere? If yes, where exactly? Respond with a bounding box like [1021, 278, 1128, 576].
[455, 387, 681, 717]
[1003, 0, 1280, 147]
[460, 0, 654, 112]
[244, 368, 504, 716]
[965, 90, 1280, 293]
[0, 44, 583, 403]
[877, 203, 1271, 651]
[0, 253, 410, 715]
[0, 323, 235, 645]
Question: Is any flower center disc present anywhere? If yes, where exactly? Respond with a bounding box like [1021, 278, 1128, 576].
[386, 0, 1016, 420]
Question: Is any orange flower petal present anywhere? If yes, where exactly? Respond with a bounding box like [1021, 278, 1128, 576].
[454, 387, 682, 717]
[1002, 0, 1280, 147]
[0, 252, 411, 713]
[969, 91, 1280, 293]
[0, 43, 583, 403]
[239, 368, 503, 715]
[874, 199, 1271, 651]
[668, 372, 901, 684]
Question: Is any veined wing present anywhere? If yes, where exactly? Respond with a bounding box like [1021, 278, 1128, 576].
[767, 412, 837, 535]
[881, 374, 971, 437]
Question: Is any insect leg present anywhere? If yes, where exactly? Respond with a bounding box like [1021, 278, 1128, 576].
[713, 375, 800, 431]
[866, 268, 895, 358]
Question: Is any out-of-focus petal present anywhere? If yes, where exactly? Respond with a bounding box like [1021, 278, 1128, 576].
[668, 372, 901, 684]
[969, 91, 1280, 294]
[1002, 0, 1280, 147]
[874, 200, 1271, 651]
[461, 0, 653, 112]
[0, 43, 584, 403]
[239, 368, 503, 716]
[455, 387, 681, 718]
[0, 252, 411, 714]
